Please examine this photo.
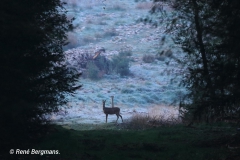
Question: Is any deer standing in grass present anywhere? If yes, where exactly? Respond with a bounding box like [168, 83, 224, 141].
[102, 99, 123, 123]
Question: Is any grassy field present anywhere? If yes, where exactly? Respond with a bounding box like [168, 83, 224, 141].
[9, 123, 240, 160]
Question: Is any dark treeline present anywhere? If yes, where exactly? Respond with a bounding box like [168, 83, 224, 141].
[147, 0, 240, 123]
[0, 0, 80, 155]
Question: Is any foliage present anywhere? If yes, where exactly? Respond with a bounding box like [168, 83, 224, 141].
[0, 0, 80, 150]
[125, 113, 180, 130]
[94, 55, 111, 74]
[85, 62, 100, 80]
[79, 49, 131, 80]
[81, 54, 111, 80]
[84, 54, 113, 80]
[148, 0, 240, 123]
[111, 54, 131, 77]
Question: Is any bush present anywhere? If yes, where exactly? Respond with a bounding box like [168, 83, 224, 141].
[83, 54, 112, 80]
[86, 62, 100, 80]
[82, 51, 131, 79]
[125, 112, 181, 130]
[142, 55, 155, 63]
[111, 54, 130, 77]
[94, 55, 111, 74]
[126, 114, 150, 130]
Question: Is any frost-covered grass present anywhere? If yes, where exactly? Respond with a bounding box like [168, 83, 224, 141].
[57, 0, 187, 124]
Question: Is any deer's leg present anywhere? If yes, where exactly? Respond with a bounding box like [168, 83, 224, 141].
[106, 114, 108, 123]
[119, 114, 123, 122]
[116, 114, 119, 123]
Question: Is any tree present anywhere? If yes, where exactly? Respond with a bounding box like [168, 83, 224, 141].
[207, 0, 240, 119]
[0, 0, 80, 150]
[149, 0, 240, 122]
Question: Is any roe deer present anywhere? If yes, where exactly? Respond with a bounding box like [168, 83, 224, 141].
[102, 100, 123, 123]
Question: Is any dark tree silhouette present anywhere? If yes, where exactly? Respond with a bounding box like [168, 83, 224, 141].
[0, 0, 80, 151]
[148, 0, 240, 122]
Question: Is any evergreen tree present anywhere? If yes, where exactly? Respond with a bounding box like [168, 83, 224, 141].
[0, 0, 80, 150]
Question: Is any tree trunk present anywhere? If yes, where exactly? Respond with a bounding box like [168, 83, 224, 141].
[191, 0, 212, 89]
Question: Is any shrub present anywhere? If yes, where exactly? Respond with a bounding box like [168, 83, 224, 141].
[82, 54, 112, 80]
[125, 112, 181, 130]
[82, 50, 131, 79]
[142, 55, 155, 63]
[86, 62, 100, 80]
[94, 55, 111, 74]
[127, 114, 150, 130]
[111, 54, 130, 77]
[76, 52, 93, 69]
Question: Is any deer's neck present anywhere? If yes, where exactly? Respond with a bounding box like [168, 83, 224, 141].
[111, 97, 114, 108]
[103, 103, 106, 110]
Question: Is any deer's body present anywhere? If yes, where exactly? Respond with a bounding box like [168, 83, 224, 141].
[102, 100, 123, 123]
